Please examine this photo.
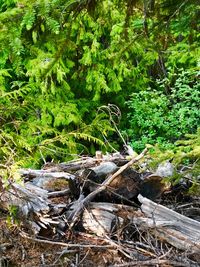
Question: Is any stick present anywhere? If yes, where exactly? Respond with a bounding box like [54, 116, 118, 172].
[48, 189, 70, 198]
[19, 169, 75, 180]
[19, 231, 114, 249]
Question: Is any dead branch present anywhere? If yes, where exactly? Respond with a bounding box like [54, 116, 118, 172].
[19, 169, 75, 180]
[19, 231, 114, 249]
[44, 154, 128, 172]
[48, 189, 70, 198]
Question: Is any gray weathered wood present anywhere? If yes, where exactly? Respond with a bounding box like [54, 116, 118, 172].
[82, 204, 119, 236]
[44, 154, 128, 172]
[82, 197, 200, 253]
[20, 169, 75, 180]
[137, 194, 200, 251]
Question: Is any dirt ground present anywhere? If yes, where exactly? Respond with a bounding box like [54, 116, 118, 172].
[0, 213, 123, 267]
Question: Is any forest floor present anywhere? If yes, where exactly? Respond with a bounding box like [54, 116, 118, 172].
[1, 193, 200, 266]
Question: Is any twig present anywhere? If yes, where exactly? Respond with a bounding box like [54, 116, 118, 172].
[48, 189, 70, 198]
[98, 104, 127, 146]
[109, 259, 196, 267]
[52, 249, 79, 265]
[104, 235, 136, 260]
[78, 249, 90, 265]
[19, 231, 113, 249]
[68, 148, 148, 228]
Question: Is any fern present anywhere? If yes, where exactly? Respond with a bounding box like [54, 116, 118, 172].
[69, 132, 106, 147]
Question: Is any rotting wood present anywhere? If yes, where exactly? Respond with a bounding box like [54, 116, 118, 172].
[82, 198, 200, 253]
[82, 202, 140, 236]
[82, 161, 118, 182]
[66, 148, 148, 228]
[80, 163, 142, 200]
[0, 182, 49, 214]
[82, 203, 122, 236]
[0, 182, 58, 234]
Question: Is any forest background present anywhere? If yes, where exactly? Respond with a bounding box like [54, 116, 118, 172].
[0, 0, 199, 181]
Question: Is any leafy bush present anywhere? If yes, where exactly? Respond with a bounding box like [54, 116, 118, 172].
[126, 69, 200, 151]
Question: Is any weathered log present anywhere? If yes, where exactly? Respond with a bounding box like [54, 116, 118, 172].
[0, 182, 49, 214]
[82, 196, 200, 253]
[82, 202, 140, 236]
[19, 169, 75, 191]
[78, 163, 167, 203]
[136, 194, 200, 252]
[87, 161, 118, 180]
[43, 154, 128, 172]
[0, 182, 59, 234]
[79, 162, 141, 200]
[78, 161, 118, 191]
[82, 203, 119, 236]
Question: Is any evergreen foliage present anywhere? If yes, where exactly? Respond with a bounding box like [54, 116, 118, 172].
[0, 0, 199, 169]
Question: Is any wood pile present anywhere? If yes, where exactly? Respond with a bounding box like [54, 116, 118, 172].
[1, 149, 200, 266]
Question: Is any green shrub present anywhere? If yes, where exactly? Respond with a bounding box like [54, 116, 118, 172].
[126, 69, 200, 151]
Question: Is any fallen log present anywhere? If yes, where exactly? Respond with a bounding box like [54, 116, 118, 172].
[43, 153, 128, 172]
[82, 202, 140, 236]
[137, 194, 200, 252]
[82, 197, 200, 253]
[0, 182, 49, 214]
[19, 169, 75, 191]
[0, 182, 59, 234]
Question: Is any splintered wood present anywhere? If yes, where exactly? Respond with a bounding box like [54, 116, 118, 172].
[138, 195, 200, 251]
